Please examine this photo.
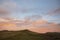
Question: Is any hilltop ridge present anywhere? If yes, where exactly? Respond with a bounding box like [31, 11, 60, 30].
[0, 29, 60, 40]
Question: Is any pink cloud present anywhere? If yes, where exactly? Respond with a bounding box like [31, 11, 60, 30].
[28, 21, 60, 33]
[0, 18, 60, 33]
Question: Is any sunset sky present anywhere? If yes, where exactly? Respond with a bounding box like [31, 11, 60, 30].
[0, 0, 60, 33]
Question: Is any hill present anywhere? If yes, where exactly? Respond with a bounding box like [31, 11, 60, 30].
[0, 30, 60, 40]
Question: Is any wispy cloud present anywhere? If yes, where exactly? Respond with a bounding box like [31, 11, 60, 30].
[0, 7, 10, 17]
[0, 17, 60, 33]
[28, 21, 60, 33]
[24, 15, 42, 21]
[47, 8, 60, 16]
[0, 0, 60, 33]
[0, 0, 17, 16]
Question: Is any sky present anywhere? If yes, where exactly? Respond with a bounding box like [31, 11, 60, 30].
[0, 0, 60, 33]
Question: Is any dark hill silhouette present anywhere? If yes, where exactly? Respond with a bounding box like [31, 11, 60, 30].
[0, 30, 60, 40]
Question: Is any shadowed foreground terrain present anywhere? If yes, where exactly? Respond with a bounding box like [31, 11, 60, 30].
[0, 30, 60, 40]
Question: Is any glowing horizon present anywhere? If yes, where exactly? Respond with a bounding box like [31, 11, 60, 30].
[0, 0, 60, 33]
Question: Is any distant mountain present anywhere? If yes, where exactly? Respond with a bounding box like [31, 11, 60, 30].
[0, 30, 60, 40]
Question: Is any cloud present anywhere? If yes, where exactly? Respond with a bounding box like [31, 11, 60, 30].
[15, 19, 60, 33]
[0, 0, 42, 14]
[0, 17, 10, 22]
[0, 0, 16, 9]
[0, 0, 17, 16]
[17, 8, 41, 13]
[0, 17, 26, 31]
[28, 22, 60, 33]
[47, 8, 60, 16]
[0, 0, 60, 33]
[0, 17, 60, 33]
[24, 15, 42, 21]
[0, 22, 25, 31]
[0, 8, 9, 16]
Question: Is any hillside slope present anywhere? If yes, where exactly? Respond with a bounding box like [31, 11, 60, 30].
[0, 30, 60, 40]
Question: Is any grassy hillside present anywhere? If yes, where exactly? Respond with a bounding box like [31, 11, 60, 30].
[0, 30, 60, 40]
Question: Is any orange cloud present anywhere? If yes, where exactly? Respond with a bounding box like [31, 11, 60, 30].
[28, 27, 53, 33]
[0, 22, 15, 30]
[0, 22, 26, 31]
[0, 18, 27, 31]
[23, 19, 60, 33]
[0, 18, 60, 33]
[28, 21, 60, 33]
[32, 20, 47, 25]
